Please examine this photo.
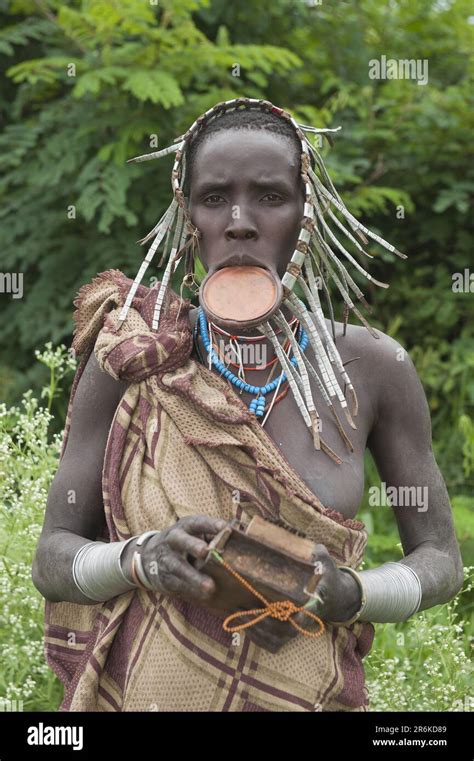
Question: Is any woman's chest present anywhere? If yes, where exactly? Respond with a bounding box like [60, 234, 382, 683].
[190, 324, 372, 521]
[238, 374, 368, 519]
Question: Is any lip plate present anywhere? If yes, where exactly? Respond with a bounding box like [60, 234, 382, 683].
[199, 266, 283, 331]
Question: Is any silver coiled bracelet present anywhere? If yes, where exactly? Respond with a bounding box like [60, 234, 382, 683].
[72, 530, 161, 602]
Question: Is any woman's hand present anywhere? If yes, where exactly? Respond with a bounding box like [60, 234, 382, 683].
[242, 544, 362, 654]
[308, 544, 362, 623]
[122, 515, 228, 604]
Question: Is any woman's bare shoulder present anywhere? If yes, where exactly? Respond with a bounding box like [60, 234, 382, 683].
[324, 316, 406, 364]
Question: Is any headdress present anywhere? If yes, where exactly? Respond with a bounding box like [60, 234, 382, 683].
[119, 97, 405, 461]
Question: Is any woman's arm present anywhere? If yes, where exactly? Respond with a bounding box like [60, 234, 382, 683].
[31, 349, 129, 604]
[367, 332, 464, 611]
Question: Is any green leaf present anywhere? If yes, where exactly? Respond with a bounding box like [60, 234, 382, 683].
[121, 70, 183, 107]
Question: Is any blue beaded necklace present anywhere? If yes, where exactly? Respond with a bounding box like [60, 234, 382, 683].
[195, 307, 309, 418]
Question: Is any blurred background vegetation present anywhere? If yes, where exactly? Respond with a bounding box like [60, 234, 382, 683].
[0, 0, 472, 710]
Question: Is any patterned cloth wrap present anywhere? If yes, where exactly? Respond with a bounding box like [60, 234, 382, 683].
[44, 268, 375, 712]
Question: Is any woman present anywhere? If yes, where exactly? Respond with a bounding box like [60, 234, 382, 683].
[32, 98, 463, 712]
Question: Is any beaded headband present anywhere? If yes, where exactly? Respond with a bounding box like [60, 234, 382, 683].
[119, 97, 405, 462]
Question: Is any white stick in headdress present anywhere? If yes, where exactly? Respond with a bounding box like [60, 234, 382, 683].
[119, 97, 406, 459]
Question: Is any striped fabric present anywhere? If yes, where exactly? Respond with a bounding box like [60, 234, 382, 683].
[44, 269, 375, 712]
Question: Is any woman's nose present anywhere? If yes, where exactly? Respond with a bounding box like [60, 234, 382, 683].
[224, 208, 258, 241]
[225, 227, 258, 240]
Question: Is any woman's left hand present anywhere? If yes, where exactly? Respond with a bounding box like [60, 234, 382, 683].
[307, 544, 362, 623]
[241, 543, 362, 654]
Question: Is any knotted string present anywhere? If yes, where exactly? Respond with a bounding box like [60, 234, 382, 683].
[209, 549, 325, 638]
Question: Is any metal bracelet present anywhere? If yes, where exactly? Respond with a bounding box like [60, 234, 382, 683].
[328, 561, 423, 626]
[72, 530, 162, 602]
[72, 537, 137, 602]
[132, 530, 162, 591]
[358, 562, 423, 622]
[328, 565, 367, 626]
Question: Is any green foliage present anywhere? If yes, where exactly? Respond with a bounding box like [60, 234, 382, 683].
[459, 415, 474, 479]
[0, 18, 51, 56]
[365, 570, 473, 711]
[0, 348, 73, 710]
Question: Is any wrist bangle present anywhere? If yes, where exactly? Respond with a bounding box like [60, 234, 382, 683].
[328, 565, 367, 627]
[328, 561, 423, 626]
[131, 530, 161, 592]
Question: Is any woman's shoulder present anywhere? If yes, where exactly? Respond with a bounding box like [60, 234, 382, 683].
[307, 312, 417, 403]
[316, 315, 407, 364]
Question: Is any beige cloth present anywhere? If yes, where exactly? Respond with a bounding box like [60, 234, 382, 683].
[44, 269, 375, 712]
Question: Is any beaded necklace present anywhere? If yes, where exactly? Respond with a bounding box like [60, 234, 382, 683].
[195, 307, 308, 421]
[211, 316, 299, 371]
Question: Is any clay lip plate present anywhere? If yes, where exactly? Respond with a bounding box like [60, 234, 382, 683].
[201, 266, 281, 323]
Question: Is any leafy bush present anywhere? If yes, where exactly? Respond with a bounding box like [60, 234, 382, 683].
[365, 573, 474, 712]
[0, 346, 73, 710]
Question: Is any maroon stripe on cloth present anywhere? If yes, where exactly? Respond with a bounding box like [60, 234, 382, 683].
[121, 399, 134, 415]
[44, 644, 81, 686]
[105, 340, 128, 379]
[138, 395, 152, 431]
[158, 601, 318, 712]
[89, 654, 103, 678]
[356, 621, 375, 659]
[150, 418, 161, 461]
[157, 604, 237, 678]
[118, 434, 142, 493]
[44, 643, 85, 659]
[334, 628, 370, 709]
[59, 606, 127, 711]
[124, 597, 168, 699]
[221, 636, 253, 711]
[44, 600, 95, 693]
[98, 684, 121, 712]
[170, 598, 235, 646]
[129, 420, 144, 439]
[255, 465, 281, 513]
[318, 625, 341, 708]
[237, 670, 316, 711]
[159, 333, 179, 355]
[102, 411, 129, 540]
[46, 624, 90, 644]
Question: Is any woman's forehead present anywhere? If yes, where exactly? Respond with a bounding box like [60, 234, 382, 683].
[189, 129, 300, 176]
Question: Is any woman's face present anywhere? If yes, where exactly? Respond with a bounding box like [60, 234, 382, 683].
[187, 129, 305, 280]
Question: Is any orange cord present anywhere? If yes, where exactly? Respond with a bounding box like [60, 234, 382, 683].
[211, 550, 325, 639]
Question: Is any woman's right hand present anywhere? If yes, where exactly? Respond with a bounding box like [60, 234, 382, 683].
[122, 515, 228, 603]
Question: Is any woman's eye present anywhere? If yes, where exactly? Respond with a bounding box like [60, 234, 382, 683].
[262, 193, 283, 202]
[204, 194, 224, 203]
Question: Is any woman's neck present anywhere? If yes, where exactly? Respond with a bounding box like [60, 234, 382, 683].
[197, 303, 299, 369]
